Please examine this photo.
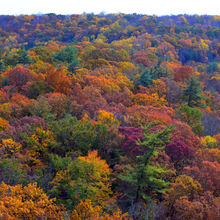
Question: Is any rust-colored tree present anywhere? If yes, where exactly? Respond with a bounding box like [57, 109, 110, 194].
[46, 66, 72, 94]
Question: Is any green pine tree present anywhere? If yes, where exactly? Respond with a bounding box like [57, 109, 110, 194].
[151, 63, 172, 79]
[138, 69, 153, 87]
[119, 124, 173, 202]
[184, 76, 205, 107]
[0, 59, 6, 72]
[53, 46, 79, 64]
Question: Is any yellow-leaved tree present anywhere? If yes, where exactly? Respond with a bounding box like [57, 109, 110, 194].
[72, 199, 132, 220]
[0, 182, 61, 219]
[50, 150, 112, 210]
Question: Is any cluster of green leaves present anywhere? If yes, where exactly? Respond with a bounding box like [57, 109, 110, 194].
[119, 124, 174, 202]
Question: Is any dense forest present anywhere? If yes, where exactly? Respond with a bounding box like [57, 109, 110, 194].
[0, 13, 219, 219]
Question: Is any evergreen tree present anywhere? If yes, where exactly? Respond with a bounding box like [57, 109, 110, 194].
[206, 62, 218, 74]
[68, 59, 80, 73]
[0, 59, 6, 72]
[53, 46, 79, 64]
[138, 69, 153, 87]
[151, 63, 172, 79]
[119, 124, 173, 202]
[137, 63, 172, 88]
[184, 76, 205, 107]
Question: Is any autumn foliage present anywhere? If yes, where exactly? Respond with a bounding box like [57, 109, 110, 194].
[0, 13, 219, 219]
[0, 182, 61, 219]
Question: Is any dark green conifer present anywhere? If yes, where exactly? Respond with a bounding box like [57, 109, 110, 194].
[183, 76, 205, 107]
[119, 124, 173, 202]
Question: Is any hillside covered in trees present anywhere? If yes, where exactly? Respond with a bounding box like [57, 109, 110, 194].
[0, 13, 219, 219]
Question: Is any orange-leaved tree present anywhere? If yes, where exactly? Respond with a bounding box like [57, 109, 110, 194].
[72, 199, 132, 220]
[0, 182, 61, 219]
[46, 66, 72, 94]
